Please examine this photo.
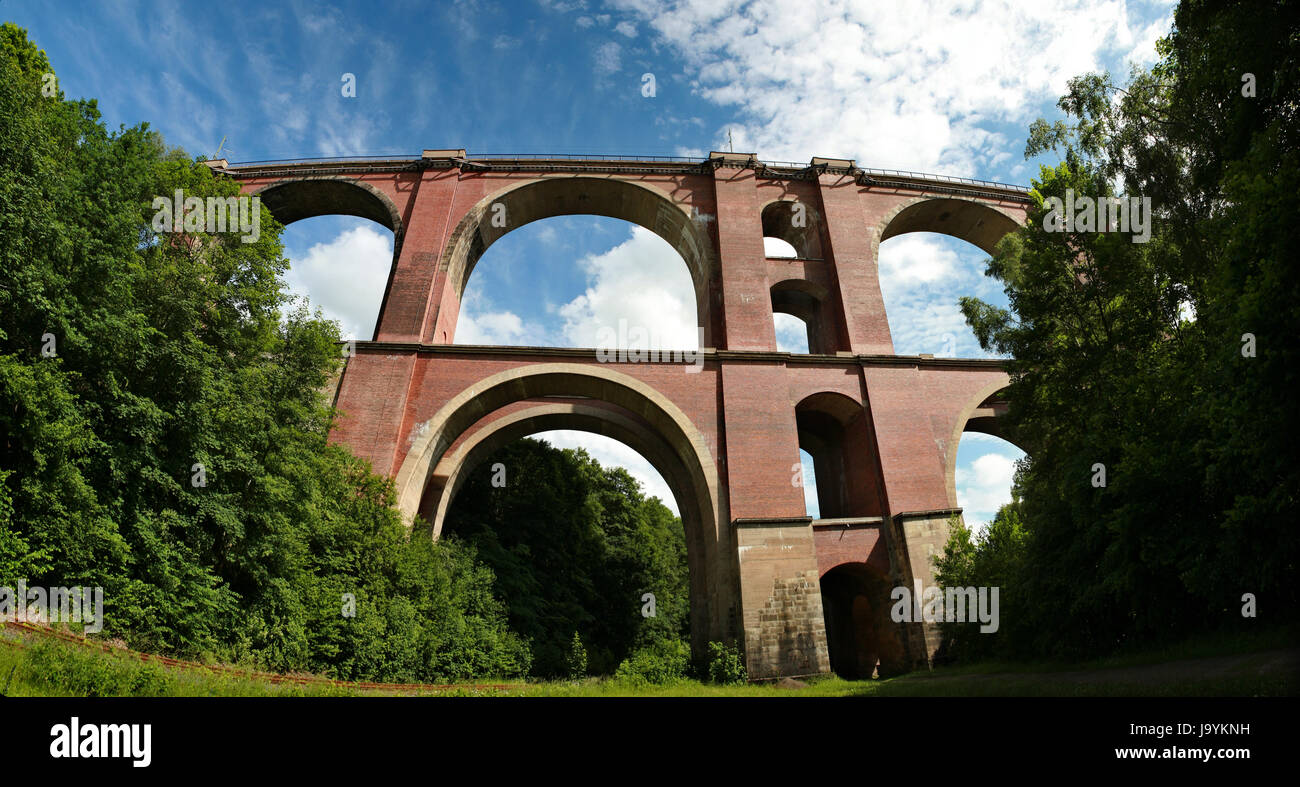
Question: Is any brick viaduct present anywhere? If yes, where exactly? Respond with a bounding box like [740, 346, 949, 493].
[215, 150, 1030, 680]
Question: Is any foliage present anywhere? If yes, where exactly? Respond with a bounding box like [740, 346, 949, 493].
[946, 0, 1298, 660]
[0, 23, 527, 682]
[444, 438, 691, 677]
[706, 641, 747, 684]
[614, 638, 692, 685]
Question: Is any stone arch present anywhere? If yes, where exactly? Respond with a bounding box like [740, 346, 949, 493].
[392, 362, 731, 646]
[439, 177, 719, 346]
[944, 376, 1027, 511]
[873, 195, 1022, 258]
[761, 198, 824, 259]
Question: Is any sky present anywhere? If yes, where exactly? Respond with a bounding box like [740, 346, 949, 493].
[7, 0, 1177, 531]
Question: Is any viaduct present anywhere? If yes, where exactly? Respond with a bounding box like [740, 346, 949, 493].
[213, 150, 1030, 680]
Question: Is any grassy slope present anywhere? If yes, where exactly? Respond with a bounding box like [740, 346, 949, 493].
[3, 624, 1294, 697]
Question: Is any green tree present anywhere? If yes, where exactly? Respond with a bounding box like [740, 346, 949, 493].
[0, 23, 528, 682]
[947, 0, 1298, 659]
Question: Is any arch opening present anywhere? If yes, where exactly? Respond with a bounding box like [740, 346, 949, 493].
[250, 178, 404, 342]
[875, 197, 1024, 358]
[819, 563, 907, 679]
[453, 216, 699, 352]
[771, 279, 839, 354]
[946, 383, 1028, 534]
[795, 392, 882, 520]
[394, 364, 729, 655]
[762, 199, 824, 259]
[438, 428, 690, 677]
[439, 178, 718, 347]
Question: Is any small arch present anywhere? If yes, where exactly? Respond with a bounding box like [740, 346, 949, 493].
[795, 392, 882, 518]
[771, 279, 837, 354]
[761, 199, 824, 259]
[874, 196, 1021, 258]
[819, 562, 907, 678]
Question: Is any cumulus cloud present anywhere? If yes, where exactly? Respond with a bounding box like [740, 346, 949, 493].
[282, 224, 391, 339]
[559, 226, 699, 350]
[955, 446, 1024, 533]
[611, 0, 1172, 177]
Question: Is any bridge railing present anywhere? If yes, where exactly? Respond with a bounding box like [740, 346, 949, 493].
[220, 153, 1031, 193]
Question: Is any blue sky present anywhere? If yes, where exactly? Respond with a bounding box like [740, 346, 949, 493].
[8, 0, 1177, 530]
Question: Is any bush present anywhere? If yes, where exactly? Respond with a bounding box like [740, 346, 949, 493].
[614, 638, 691, 685]
[706, 641, 747, 684]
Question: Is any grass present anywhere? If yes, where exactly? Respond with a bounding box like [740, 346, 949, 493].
[2, 623, 1293, 698]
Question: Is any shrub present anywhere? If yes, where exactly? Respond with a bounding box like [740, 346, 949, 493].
[614, 638, 691, 685]
[706, 641, 747, 684]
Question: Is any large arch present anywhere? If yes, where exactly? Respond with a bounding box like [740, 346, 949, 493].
[874, 196, 1021, 257]
[420, 401, 714, 653]
[438, 177, 719, 346]
[392, 362, 732, 650]
[251, 177, 404, 342]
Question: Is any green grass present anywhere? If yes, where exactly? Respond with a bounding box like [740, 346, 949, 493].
[0, 635, 358, 697]
[3, 625, 1293, 698]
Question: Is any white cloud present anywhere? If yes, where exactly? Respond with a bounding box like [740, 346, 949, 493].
[456, 286, 552, 346]
[594, 41, 623, 77]
[533, 430, 680, 515]
[614, 21, 638, 37]
[283, 224, 391, 339]
[559, 226, 699, 350]
[773, 312, 808, 353]
[611, 0, 1173, 176]
[955, 447, 1023, 534]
